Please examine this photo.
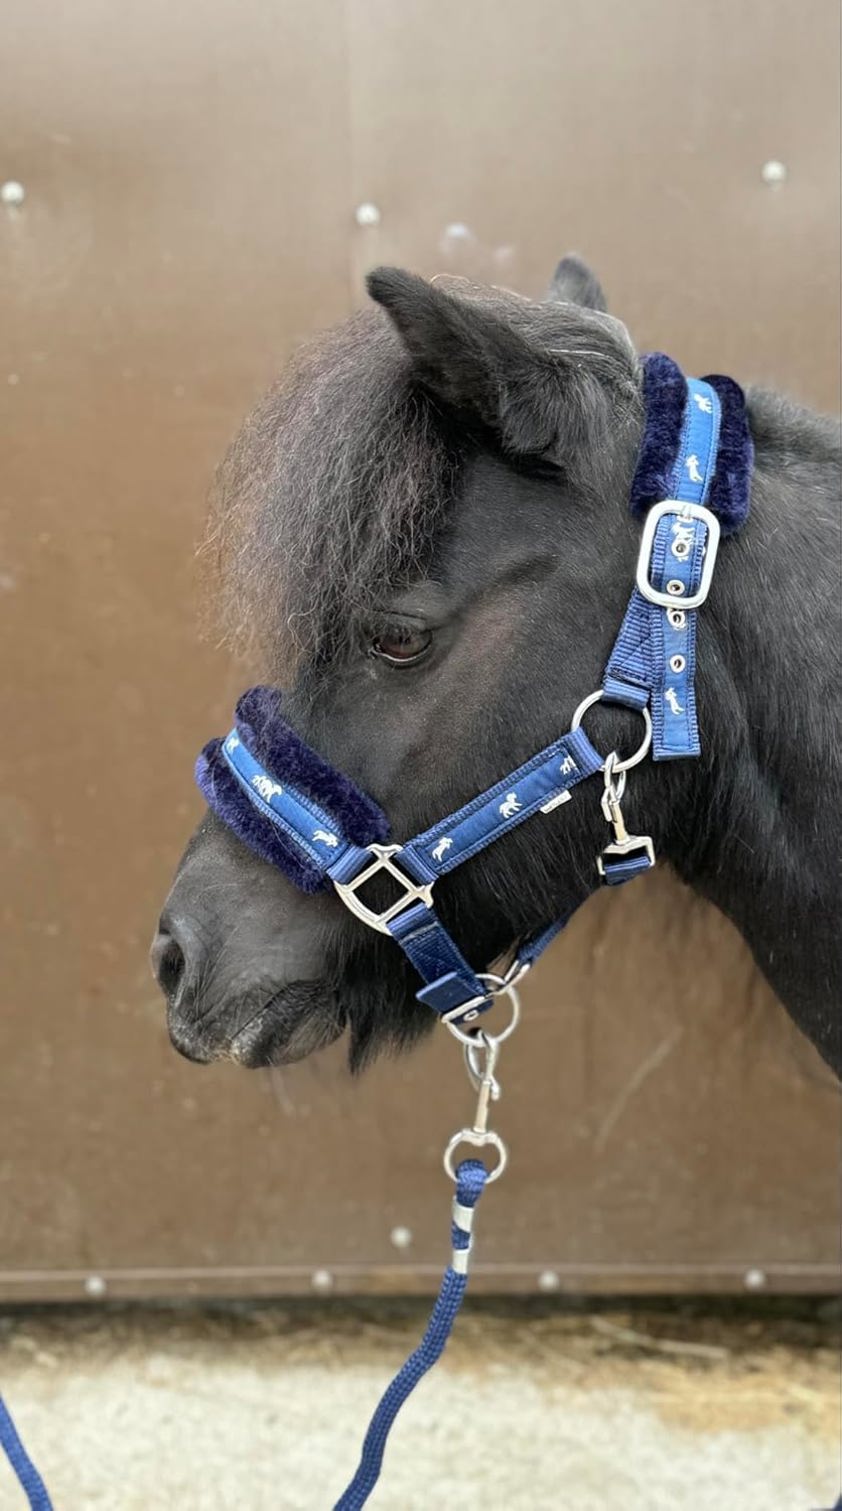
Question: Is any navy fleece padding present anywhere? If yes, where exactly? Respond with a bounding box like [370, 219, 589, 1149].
[703, 373, 754, 534]
[195, 740, 329, 891]
[629, 354, 687, 517]
[234, 686, 390, 846]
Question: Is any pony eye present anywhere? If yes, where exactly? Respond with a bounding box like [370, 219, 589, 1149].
[370, 626, 433, 666]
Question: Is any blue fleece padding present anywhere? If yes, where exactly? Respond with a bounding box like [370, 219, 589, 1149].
[195, 740, 331, 893]
[703, 373, 754, 533]
[235, 686, 390, 847]
[629, 353, 687, 517]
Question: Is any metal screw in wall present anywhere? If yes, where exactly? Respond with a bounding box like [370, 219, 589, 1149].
[0, 180, 25, 208]
[354, 203, 381, 227]
[84, 1274, 107, 1298]
[760, 160, 787, 188]
[390, 1225, 413, 1251]
[311, 1267, 334, 1292]
[538, 1269, 560, 1293]
[743, 1267, 767, 1291]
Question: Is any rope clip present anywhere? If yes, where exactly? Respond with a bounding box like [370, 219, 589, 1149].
[597, 751, 656, 877]
[443, 979, 521, 1186]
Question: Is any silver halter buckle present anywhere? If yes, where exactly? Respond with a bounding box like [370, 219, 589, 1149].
[332, 843, 434, 934]
[636, 500, 720, 611]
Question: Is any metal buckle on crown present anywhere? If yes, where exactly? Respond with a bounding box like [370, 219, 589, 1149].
[636, 500, 721, 611]
[332, 843, 434, 935]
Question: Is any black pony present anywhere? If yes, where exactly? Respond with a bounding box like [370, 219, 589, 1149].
[152, 258, 841, 1077]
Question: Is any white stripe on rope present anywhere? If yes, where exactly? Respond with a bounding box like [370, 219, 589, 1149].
[452, 1200, 475, 1232]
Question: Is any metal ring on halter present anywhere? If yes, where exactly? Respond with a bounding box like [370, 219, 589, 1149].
[443, 973, 522, 1048]
[570, 689, 652, 774]
[443, 1128, 507, 1184]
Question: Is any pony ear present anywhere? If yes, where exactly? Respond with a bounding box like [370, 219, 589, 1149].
[545, 254, 607, 313]
[366, 266, 565, 456]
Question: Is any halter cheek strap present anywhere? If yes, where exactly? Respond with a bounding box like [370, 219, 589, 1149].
[195, 354, 752, 1029]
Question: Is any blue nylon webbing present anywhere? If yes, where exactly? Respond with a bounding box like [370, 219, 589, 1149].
[220, 730, 357, 870]
[602, 376, 720, 759]
[216, 718, 606, 1021]
[404, 726, 603, 877]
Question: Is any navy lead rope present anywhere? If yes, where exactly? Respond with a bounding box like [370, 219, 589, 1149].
[0, 1397, 53, 1511]
[334, 1159, 489, 1511]
[0, 1166, 489, 1511]
[334, 1009, 512, 1508]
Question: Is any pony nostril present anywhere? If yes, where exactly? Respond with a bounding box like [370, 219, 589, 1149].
[159, 938, 185, 1002]
[150, 930, 188, 1008]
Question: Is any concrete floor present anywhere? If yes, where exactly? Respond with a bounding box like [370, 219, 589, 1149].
[0, 1301, 837, 1510]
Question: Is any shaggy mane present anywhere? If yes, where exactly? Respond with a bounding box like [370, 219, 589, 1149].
[204, 280, 640, 675]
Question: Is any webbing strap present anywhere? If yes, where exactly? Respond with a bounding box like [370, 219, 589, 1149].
[220, 730, 358, 870]
[389, 903, 487, 1024]
[404, 727, 603, 877]
[603, 377, 720, 759]
[599, 851, 656, 886]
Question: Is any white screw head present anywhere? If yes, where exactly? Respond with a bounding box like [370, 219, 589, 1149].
[311, 1267, 334, 1292]
[743, 1267, 767, 1291]
[84, 1274, 107, 1298]
[354, 202, 381, 228]
[1, 181, 25, 207]
[760, 160, 787, 187]
[538, 1269, 560, 1293]
[390, 1225, 413, 1250]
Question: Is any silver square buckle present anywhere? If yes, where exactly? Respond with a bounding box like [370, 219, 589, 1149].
[333, 844, 434, 935]
[636, 501, 721, 611]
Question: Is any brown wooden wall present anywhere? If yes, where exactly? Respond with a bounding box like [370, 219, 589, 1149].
[1, 0, 839, 1300]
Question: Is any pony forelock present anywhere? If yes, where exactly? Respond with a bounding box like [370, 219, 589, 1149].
[203, 281, 640, 677]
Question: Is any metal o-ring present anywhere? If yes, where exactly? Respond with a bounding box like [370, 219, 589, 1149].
[445, 975, 521, 1048]
[670, 654, 686, 674]
[671, 539, 690, 559]
[443, 1129, 507, 1184]
[667, 607, 686, 629]
[666, 579, 685, 596]
[570, 689, 652, 774]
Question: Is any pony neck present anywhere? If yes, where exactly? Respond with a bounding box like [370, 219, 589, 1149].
[661, 387, 840, 1069]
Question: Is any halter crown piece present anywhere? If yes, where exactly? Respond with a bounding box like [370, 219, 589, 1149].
[196, 354, 753, 1029]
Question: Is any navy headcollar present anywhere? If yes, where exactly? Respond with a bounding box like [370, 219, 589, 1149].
[196, 356, 753, 1030]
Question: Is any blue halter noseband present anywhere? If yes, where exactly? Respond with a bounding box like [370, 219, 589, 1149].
[196, 354, 753, 1030]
